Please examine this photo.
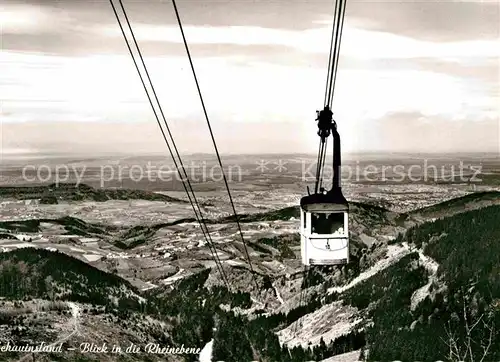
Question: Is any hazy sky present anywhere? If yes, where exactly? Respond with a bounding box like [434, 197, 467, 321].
[1, 0, 499, 155]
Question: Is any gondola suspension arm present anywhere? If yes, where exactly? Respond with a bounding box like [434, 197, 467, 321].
[314, 0, 347, 193]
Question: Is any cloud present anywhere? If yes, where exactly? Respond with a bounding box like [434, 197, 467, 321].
[1, 1, 497, 154]
[0, 4, 50, 33]
[2, 0, 498, 59]
[0, 0, 338, 32]
[345, 0, 500, 42]
[1, 50, 496, 126]
[0, 3, 79, 34]
[364, 112, 499, 153]
[97, 23, 500, 60]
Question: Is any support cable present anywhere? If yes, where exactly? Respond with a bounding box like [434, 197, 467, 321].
[328, 0, 347, 108]
[325, 0, 347, 109]
[171, 0, 259, 291]
[109, 0, 230, 290]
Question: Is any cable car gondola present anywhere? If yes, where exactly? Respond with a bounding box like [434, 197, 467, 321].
[299, 0, 349, 266]
[300, 106, 349, 266]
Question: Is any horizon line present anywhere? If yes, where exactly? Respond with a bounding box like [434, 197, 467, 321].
[2, 150, 499, 159]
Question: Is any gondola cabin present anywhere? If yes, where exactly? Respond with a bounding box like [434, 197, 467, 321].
[300, 189, 349, 266]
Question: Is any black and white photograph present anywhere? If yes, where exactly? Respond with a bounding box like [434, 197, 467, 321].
[0, 0, 499, 360]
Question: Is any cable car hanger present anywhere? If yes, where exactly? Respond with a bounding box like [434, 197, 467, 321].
[311, 0, 347, 197]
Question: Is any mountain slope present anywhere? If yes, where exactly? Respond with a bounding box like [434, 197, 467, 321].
[350, 205, 500, 360]
[0, 248, 177, 361]
[406, 191, 500, 219]
[2, 192, 499, 361]
[0, 216, 112, 236]
[0, 183, 186, 203]
[268, 201, 500, 361]
[0, 248, 144, 308]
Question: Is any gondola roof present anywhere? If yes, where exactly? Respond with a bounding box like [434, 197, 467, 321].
[300, 188, 348, 212]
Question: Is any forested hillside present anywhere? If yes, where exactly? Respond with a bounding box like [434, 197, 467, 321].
[0, 194, 499, 361]
[0, 248, 143, 309]
[383, 205, 500, 360]
[0, 183, 185, 203]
